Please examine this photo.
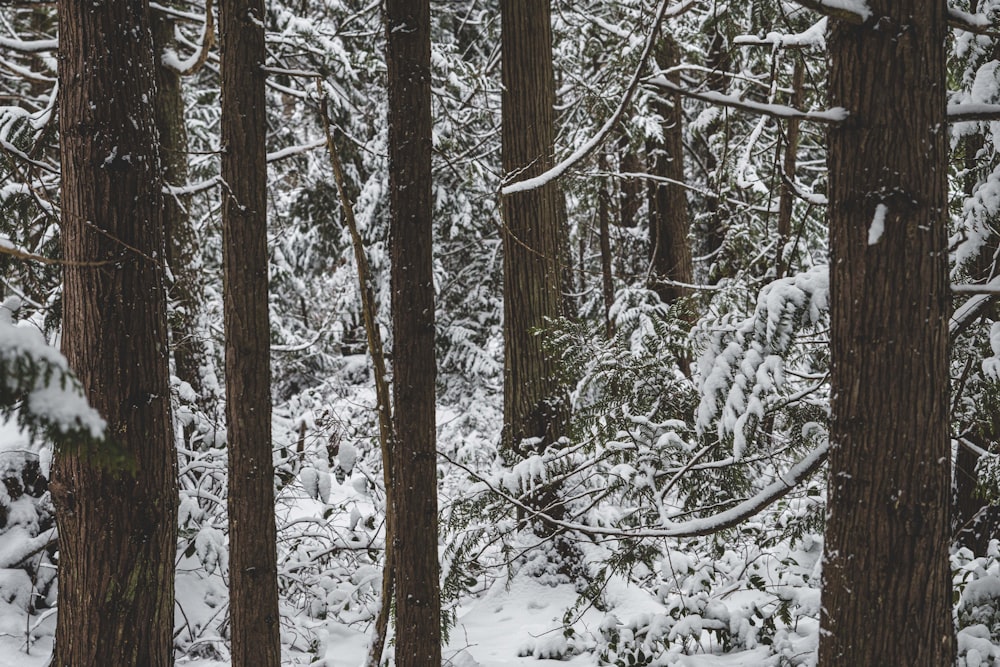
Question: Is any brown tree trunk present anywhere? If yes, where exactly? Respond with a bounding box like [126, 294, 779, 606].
[820, 2, 954, 664]
[50, 1, 178, 664]
[598, 155, 615, 338]
[647, 35, 693, 305]
[700, 30, 731, 276]
[500, 0, 566, 462]
[774, 59, 804, 279]
[219, 0, 281, 664]
[385, 0, 441, 664]
[152, 7, 207, 405]
[618, 139, 643, 231]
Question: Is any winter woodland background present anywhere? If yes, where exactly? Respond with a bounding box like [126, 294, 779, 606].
[1, 0, 999, 665]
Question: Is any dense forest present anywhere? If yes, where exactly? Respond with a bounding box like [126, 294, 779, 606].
[1, 0, 1000, 665]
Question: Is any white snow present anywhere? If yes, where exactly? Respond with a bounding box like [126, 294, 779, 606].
[868, 203, 887, 245]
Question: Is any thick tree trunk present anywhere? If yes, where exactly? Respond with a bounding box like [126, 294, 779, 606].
[385, 0, 441, 664]
[647, 35, 692, 305]
[500, 0, 566, 461]
[820, 3, 954, 664]
[219, 0, 281, 664]
[51, 1, 178, 664]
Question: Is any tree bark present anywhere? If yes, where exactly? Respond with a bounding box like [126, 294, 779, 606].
[647, 35, 693, 305]
[774, 59, 804, 278]
[500, 0, 567, 462]
[820, 3, 954, 664]
[152, 7, 207, 405]
[219, 0, 281, 664]
[385, 0, 441, 664]
[51, 1, 178, 664]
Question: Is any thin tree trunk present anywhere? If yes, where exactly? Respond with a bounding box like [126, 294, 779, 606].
[647, 35, 693, 305]
[219, 0, 281, 663]
[774, 59, 804, 279]
[152, 7, 207, 405]
[50, 0, 178, 664]
[820, 2, 954, 663]
[599, 155, 615, 338]
[385, 1, 440, 663]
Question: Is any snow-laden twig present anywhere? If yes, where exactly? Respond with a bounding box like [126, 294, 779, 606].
[499, 0, 697, 196]
[266, 137, 326, 162]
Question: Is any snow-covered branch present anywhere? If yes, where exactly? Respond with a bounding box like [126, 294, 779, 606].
[951, 276, 1000, 337]
[949, 103, 1000, 122]
[444, 442, 828, 539]
[646, 77, 848, 124]
[0, 35, 57, 54]
[499, 0, 697, 196]
[948, 6, 995, 34]
[787, 0, 871, 24]
[160, 0, 215, 76]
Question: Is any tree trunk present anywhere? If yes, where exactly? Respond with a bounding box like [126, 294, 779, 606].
[219, 0, 281, 664]
[500, 0, 566, 462]
[385, 0, 441, 664]
[647, 35, 693, 305]
[820, 2, 954, 664]
[152, 7, 207, 406]
[599, 155, 615, 338]
[50, 1, 178, 664]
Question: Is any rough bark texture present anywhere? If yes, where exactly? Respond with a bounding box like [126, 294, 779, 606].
[820, 3, 954, 664]
[152, 8, 206, 403]
[500, 0, 566, 460]
[219, 0, 281, 664]
[385, 0, 441, 664]
[647, 35, 692, 305]
[51, 1, 178, 664]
